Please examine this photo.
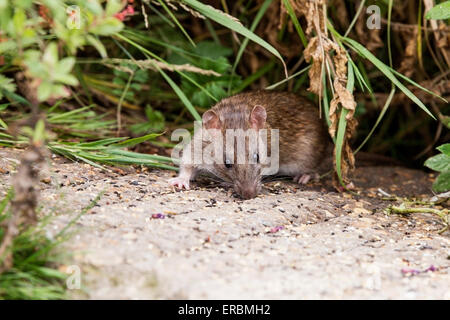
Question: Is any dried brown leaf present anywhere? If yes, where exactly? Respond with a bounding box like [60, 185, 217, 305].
[399, 29, 418, 78]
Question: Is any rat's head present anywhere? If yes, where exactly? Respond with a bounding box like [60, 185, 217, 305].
[202, 104, 268, 199]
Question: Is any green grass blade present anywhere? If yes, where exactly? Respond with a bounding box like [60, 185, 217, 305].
[47, 106, 93, 122]
[233, 60, 275, 94]
[107, 149, 174, 163]
[73, 137, 126, 147]
[159, 68, 201, 121]
[355, 87, 396, 154]
[115, 32, 218, 103]
[229, 0, 272, 93]
[145, 2, 175, 27]
[343, 37, 436, 119]
[265, 65, 311, 90]
[116, 72, 134, 132]
[344, 0, 366, 37]
[322, 64, 332, 129]
[347, 55, 371, 93]
[335, 60, 355, 186]
[183, 0, 287, 76]
[111, 133, 161, 148]
[156, 0, 196, 47]
[390, 68, 448, 103]
[281, 0, 308, 47]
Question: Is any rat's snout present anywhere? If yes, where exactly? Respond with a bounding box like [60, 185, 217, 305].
[234, 182, 259, 199]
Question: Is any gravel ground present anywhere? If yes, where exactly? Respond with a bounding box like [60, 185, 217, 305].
[0, 147, 449, 299]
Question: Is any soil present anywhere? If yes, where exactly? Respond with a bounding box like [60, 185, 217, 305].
[0, 146, 449, 299]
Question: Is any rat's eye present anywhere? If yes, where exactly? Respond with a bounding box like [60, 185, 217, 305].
[253, 153, 260, 163]
[225, 159, 233, 169]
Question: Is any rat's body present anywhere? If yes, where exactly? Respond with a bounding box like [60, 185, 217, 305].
[169, 90, 330, 199]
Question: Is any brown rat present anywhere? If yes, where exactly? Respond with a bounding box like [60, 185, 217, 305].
[169, 90, 331, 199]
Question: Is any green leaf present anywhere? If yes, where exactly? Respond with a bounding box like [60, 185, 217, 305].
[33, 119, 46, 144]
[425, 1, 450, 20]
[56, 57, 75, 74]
[42, 42, 58, 67]
[0, 40, 17, 54]
[90, 17, 124, 36]
[34, 267, 66, 279]
[424, 154, 450, 172]
[0, 117, 7, 129]
[54, 74, 79, 86]
[0, 89, 30, 105]
[437, 143, 450, 157]
[37, 82, 52, 101]
[440, 115, 450, 129]
[0, 75, 16, 99]
[84, 0, 103, 15]
[13, 8, 26, 35]
[194, 41, 233, 59]
[106, 0, 123, 16]
[432, 171, 450, 193]
[86, 35, 107, 58]
[52, 84, 70, 98]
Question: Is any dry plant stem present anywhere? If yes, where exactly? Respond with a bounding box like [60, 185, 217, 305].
[423, 21, 447, 76]
[102, 58, 221, 76]
[389, 206, 449, 234]
[390, 206, 448, 216]
[11, 145, 44, 225]
[0, 98, 45, 273]
[0, 210, 18, 273]
[141, 4, 149, 29]
[0, 145, 45, 273]
[423, 0, 450, 68]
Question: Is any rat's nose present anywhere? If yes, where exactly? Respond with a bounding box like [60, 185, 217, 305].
[235, 184, 258, 199]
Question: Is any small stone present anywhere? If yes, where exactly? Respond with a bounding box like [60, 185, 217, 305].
[41, 177, 51, 184]
[353, 207, 371, 215]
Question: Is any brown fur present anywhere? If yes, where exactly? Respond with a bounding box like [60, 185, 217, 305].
[170, 90, 331, 199]
[211, 90, 330, 174]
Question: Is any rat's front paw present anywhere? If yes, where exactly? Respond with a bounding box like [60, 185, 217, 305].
[293, 174, 311, 185]
[169, 177, 190, 190]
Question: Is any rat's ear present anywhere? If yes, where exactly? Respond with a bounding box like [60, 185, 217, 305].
[250, 105, 267, 129]
[202, 110, 221, 130]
